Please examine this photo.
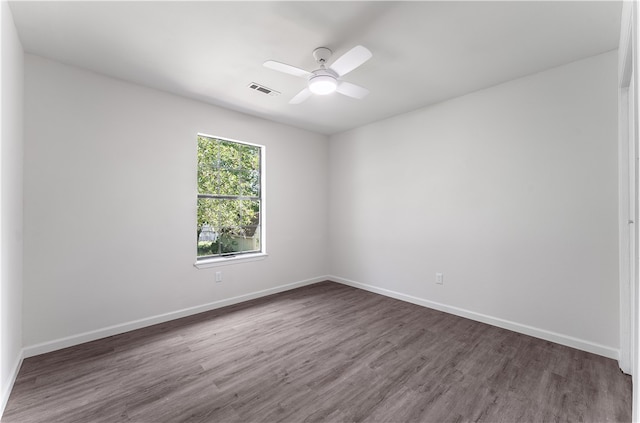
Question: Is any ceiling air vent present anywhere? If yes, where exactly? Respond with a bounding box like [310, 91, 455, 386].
[248, 82, 280, 97]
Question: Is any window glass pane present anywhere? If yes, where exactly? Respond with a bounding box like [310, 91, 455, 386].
[213, 169, 242, 196]
[197, 197, 221, 257]
[198, 136, 219, 194]
[218, 140, 241, 170]
[197, 198, 261, 257]
[238, 199, 260, 228]
[240, 144, 260, 170]
[235, 225, 260, 253]
[239, 170, 260, 197]
[198, 163, 215, 194]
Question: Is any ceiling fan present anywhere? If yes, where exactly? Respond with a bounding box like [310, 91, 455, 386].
[263, 45, 372, 104]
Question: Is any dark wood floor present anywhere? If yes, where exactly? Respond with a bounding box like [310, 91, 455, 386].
[2, 281, 631, 422]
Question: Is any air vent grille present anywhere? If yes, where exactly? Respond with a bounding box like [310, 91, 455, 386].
[248, 82, 280, 97]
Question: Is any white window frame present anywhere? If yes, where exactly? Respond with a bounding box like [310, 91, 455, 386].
[194, 133, 267, 269]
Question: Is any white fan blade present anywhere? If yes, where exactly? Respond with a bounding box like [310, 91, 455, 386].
[263, 60, 311, 78]
[289, 88, 313, 104]
[336, 81, 369, 99]
[329, 45, 372, 77]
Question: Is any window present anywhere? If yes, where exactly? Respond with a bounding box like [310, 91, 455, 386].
[197, 134, 263, 262]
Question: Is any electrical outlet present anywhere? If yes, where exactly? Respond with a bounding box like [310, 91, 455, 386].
[215, 271, 223, 283]
[436, 272, 444, 285]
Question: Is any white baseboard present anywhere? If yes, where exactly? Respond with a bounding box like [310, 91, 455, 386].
[329, 275, 619, 360]
[22, 274, 619, 361]
[1, 349, 24, 419]
[23, 276, 327, 358]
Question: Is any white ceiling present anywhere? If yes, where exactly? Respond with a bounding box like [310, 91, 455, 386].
[9, 1, 622, 135]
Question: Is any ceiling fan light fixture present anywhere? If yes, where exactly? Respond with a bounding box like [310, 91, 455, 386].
[308, 74, 337, 95]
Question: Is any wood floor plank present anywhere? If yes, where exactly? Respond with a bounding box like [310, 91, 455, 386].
[1, 281, 631, 423]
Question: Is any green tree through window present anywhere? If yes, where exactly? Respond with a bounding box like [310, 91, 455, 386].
[197, 134, 262, 258]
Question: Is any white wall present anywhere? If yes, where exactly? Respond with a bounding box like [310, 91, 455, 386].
[0, 0, 23, 414]
[23, 55, 328, 350]
[329, 51, 619, 357]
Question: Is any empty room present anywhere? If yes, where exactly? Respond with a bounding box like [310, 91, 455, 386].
[1, 1, 638, 422]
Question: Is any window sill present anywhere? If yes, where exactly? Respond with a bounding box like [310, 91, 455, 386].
[194, 252, 268, 269]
